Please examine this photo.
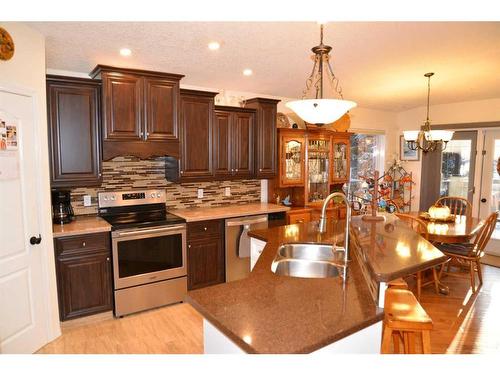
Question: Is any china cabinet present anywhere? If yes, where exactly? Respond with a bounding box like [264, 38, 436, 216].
[270, 128, 353, 215]
[278, 129, 306, 187]
[331, 133, 351, 184]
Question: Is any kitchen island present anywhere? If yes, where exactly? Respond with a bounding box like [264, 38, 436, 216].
[186, 214, 446, 354]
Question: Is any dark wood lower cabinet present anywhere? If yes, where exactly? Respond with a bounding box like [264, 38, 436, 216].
[187, 220, 225, 290]
[54, 232, 113, 321]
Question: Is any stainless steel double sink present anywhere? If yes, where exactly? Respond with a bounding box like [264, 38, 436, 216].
[271, 243, 347, 279]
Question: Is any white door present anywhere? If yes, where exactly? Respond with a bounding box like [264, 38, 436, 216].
[0, 89, 51, 353]
[478, 129, 500, 256]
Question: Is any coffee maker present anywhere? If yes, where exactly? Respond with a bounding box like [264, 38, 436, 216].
[51, 190, 74, 224]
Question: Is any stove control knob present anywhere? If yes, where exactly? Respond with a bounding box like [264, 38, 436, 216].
[111, 195, 116, 201]
[104, 196, 108, 201]
[151, 193, 155, 198]
[156, 193, 161, 198]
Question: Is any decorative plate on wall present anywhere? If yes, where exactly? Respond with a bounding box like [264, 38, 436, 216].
[0, 27, 15, 61]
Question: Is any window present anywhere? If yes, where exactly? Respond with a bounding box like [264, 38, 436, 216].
[350, 133, 385, 187]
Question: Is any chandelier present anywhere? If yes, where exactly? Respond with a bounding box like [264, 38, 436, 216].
[286, 24, 357, 126]
[403, 73, 454, 153]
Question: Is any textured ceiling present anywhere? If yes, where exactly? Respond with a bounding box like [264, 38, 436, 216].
[29, 21, 500, 111]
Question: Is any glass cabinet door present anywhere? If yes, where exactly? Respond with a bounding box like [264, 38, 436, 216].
[307, 138, 330, 202]
[332, 139, 350, 183]
[281, 136, 305, 186]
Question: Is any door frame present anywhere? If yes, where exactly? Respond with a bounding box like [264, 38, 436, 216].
[426, 122, 500, 218]
[0, 83, 61, 351]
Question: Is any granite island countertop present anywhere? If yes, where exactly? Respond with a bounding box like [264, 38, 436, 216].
[170, 202, 289, 222]
[52, 215, 111, 238]
[186, 219, 384, 354]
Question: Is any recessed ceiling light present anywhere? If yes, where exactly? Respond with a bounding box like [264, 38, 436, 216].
[120, 48, 132, 57]
[208, 41, 220, 50]
[243, 69, 253, 76]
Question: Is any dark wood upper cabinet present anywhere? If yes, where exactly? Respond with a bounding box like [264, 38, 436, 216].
[213, 106, 255, 179]
[245, 98, 280, 179]
[46, 75, 102, 188]
[213, 110, 233, 179]
[90, 65, 184, 160]
[102, 72, 143, 141]
[176, 89, 218, 181]
[233, 110, 255, 178]
[144, 77, 179, 141]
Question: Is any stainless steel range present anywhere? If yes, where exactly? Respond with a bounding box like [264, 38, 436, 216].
[98, 189, 187, 317]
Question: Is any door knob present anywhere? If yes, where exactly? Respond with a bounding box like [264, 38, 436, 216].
[29, 235, 42, 245]
[481, 198, 487, 203]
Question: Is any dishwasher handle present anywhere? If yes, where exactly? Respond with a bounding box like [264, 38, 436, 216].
[226, 215, 268, 227]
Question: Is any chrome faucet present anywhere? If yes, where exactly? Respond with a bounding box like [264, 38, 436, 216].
[318, 192, 351, 269]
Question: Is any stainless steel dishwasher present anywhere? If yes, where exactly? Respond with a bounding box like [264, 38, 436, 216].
[225, 215, 268, 282]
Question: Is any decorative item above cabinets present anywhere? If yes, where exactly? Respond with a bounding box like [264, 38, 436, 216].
[90, 65, 184, 160]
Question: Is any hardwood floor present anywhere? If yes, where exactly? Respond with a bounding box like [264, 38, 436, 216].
[37, 265, 500, 354]
[36, 303, 203, 354]
[419, 264, 500, 354]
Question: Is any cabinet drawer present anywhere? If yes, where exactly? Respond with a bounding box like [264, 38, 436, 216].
[287, 212, 311, 225]
[55, 232, 110, 257]
[187, 220, 223, 239]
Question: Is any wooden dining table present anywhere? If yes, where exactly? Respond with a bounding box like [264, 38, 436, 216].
[406, 212, 485, 294]
[407, 212, 485, 244]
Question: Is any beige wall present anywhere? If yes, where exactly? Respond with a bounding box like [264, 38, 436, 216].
[0, 22, 61, 342]
[396, 98, 500, 211]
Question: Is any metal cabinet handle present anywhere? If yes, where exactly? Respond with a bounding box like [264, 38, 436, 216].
[106, 257, 110, 262]
[259, 168, 262, 172]
[82, 241, 86, 247]
[139, 131, 144, 137]
[204, 227, 207, 231]
[481, 198, 487, 203]
[188, 244, 191, 248]
[235, 169, 238, 172]
[180, 171, 184, 174]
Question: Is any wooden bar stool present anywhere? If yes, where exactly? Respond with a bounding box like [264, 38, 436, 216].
[387, 277, 408, 290]
[381, 288, 433, 354]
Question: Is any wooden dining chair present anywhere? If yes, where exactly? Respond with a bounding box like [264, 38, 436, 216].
[435, 196, 472, 216]
[395, 213, 440, 301]
[435, 211, 498, 293]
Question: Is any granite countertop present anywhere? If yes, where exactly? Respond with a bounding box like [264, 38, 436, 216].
[186, 219, 384, 354]
[349, 214, 447, 282]
[170, 202, 289, 222]
[52, 215, 111, 238]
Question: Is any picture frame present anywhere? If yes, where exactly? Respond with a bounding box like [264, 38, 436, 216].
[399, 135, 420, 161]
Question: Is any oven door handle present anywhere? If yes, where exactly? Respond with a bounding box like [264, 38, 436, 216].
[114, 225, 186, 238]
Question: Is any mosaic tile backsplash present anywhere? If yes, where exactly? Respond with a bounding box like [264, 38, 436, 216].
[71, 156, 261, 215]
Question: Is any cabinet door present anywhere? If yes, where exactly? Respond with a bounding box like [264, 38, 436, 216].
[47, 79, 102, 187]
[232, 112, 255, 178]
[144, 77, 179, 141]
[255, 101, 278, 178]
[213, 110, 233, 179]
[179, 94, 214, 179]
[56, 251, 112, 321]
[187, 237, 225, 290]
[331, 138, 350, 184]
[280, 135, 306, 187]
[102, 73, 143, 140]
